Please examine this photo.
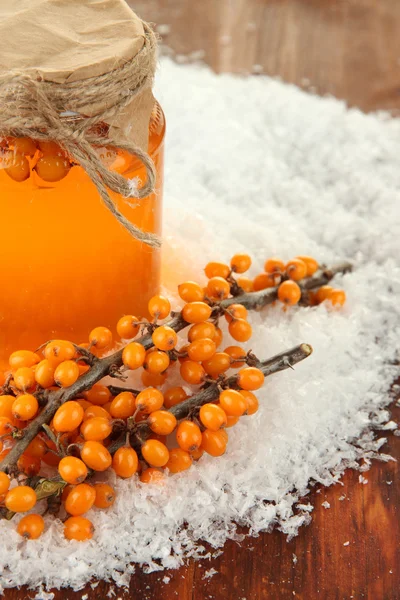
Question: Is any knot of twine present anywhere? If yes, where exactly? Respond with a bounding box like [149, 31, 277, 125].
[0, 21, 161, 248]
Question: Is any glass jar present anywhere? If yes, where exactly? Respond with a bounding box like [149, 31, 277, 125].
[0, 101, 165, 365]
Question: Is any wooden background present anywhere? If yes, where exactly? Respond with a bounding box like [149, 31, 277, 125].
[4, 1, 400, 598]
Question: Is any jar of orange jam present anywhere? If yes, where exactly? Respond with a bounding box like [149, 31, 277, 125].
[0, 1, 165, 366]
[0, 104, 165, 365]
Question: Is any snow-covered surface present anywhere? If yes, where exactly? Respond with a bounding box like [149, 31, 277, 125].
[1, 57, 400, 591]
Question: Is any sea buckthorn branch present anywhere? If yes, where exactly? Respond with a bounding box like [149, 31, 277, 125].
[226, 261, 353, 310]
[109, 343, 313, 454]
[0, 262, 350, 475]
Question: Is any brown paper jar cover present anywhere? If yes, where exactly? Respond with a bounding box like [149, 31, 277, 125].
[0, 0, 155, 149]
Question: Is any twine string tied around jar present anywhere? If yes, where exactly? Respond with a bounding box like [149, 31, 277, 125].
[0, 21, 161, 249]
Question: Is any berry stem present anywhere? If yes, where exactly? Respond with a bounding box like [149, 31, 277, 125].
[108, 343, 313, 455]
[0, 262, 350, 474]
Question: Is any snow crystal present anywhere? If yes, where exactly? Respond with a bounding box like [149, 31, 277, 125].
[203, 568, 218, 580]
[162, 576, 171, 584]
[1, 57, 400, 591]
[359, 475, 368, 485]
[343, 542, 350, 547]
[321, 501, 330, 509]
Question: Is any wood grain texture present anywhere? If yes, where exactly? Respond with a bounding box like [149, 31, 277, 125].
[3, 1, 400, 598]
[132, 0, 400, 113]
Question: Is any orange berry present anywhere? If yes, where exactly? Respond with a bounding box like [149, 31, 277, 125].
[204, 262, 230, 279]
[277, 280, 301, 305]
[202, 352, 231, 378]
[214, 326, 223, 348]
[65, 483, 96, 516]
[190, 447, 205, 461]
[200, 429, 228, 457]
[81, 441, 112, 472]
[112, 447, 139, 478]
[178, 281, 205, 303]
[38, 140, 65, 156]
[17, 514, 45, 540]
[163, 387, 188, 409]
[188, 322, 216, 343]
[187, 338, 216, 362]
[206, 277, 231, 300]
[199, 403, 227, 431]
[35, 155, 70, 182]
[253, 272, 279, 291]
[109, 392, 136, 419]
[9, 350, 40, 370]
[142, 439, 169, 467]
[135, 387, 164, 413]
[5, 486, 36, 513]
[64, 516, 94, 541]
[296, 256, 319, 277]
[219, 389, 247, 416]
[140, 468, 165, 484]
[240, 390, 259, 415]
[0, 395, 21, 425]
[176, 421, 202, 452]
[44, 340, 76, 366]
[327, 289, 346, 306]
[141, 370, 167, 388]
[264, 258, 285, 274]
[230, 253, 251, 274]
[224, 345, 246, 368]
[315, 285, 333, 303]
[116, 315, 140, 339]
[122, 342, 146, 370]
[224, 304, 248, 323]
[89, 326, 112, 350]
[34, 359, 55, 388]
[0, 472, 10, 495]
[93, 483, 116, 509]
[0, 416, 13, 436]
[228, 319, 252, 342]
[83, 405, 110, 421]
[180, 360, 206, 385]
[286, 258, 307, 281]
[13, 367, 35, 391]
[152, 325, 178, 351]
[85, 384, 111, 406]
[148, 295, 171, 320]
[165, 448, 192, 473]
[237, 367, 265, 391]
[25, 436, 47, 459]
[148, 410, 177, 435]
[144, 350, 170, 374]
[12, 394, 38, 421]
[13, 137, 37, 157]
[58, 456, 88, 485]
[81, 417, 112, 442]
[182, 302, 212, 324]
[53, 401, 84, 432]
[17, 454, 41, 476]
[225, 415, 240, 428]
[237, 276, 254, 293]
[54, 360, 80, 387]
[5, 154, 30, 182]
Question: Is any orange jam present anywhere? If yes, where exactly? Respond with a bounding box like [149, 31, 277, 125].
[0, 102, 165, 364]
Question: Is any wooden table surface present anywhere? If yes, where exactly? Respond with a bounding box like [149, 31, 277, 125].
[4, 1, 400, 598]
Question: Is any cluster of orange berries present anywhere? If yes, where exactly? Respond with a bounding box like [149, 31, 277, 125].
[0, 137, 72, 183]
[0, 254, 267, 542]
[236, 255, 346, 307]
[0, 252, 345, 543]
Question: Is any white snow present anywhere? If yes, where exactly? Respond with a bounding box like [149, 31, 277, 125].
[1, 57, 400, 591]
